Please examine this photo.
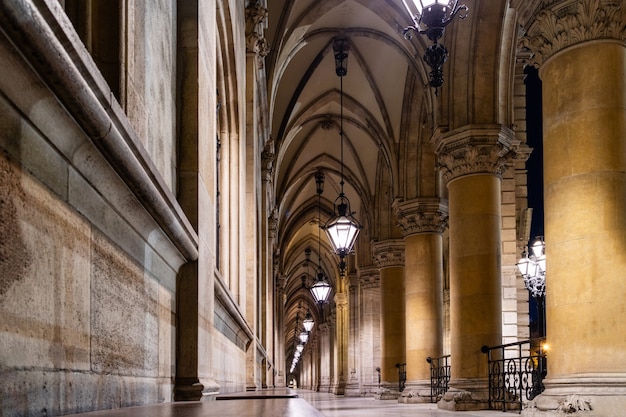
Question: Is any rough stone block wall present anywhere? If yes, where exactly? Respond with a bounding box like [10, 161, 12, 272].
[0, 153, 175, 416]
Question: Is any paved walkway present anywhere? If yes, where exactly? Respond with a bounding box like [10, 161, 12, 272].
[298, 390, 509, 417]
[63, 389, 513, 417]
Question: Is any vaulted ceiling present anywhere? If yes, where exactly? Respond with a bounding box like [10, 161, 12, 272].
[264, 0, 515, 367]
[264, 0, 429, 366]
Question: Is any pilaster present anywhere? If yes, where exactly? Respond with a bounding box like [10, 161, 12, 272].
[357, 267, 381, 397]
[372, 240, 405, 400]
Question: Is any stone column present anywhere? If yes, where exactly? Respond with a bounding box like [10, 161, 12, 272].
[319, 323, 331, 392]
[358, 268, 381, 396]
[520, 1, 626, 414]
[372, 240, 406, 400]
[333, 292, 348, 394]
[275, 273, 286, 387]
[435, 126, 520, 411]
[261, 143, 275, 388]
[345, 275, 361, 397]
[394, 198, 448, 403]
[174, 261, 205, 400]
[243, 1, 270, 392]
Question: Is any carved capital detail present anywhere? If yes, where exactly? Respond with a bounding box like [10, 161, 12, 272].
[245, 2, 270, 57]
[520, 0, 626, 67]
[268, 208, 278, 239]
[358, 266, 380, 289]
[394, 198, 449, 236]
[335, 292, 347, 308]
[434, 125, 525, 184]
[276, 274, 286, 293]
[371, 240, 405, 268]
[262, 137, 275, 183]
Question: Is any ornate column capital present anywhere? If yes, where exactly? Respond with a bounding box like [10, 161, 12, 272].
[335, 292, 347, 308]
[245, 2, 270, 57]
[519, 0, 626, 67]
[268, 208, 278, 239]
[393, 197, 449, 236]
[357, 266, 381, 289]
[371, 240, 405, 268]
[433, 125, 529, 184]
[276, 274, 286, 293]
[262, 137, 275, 183]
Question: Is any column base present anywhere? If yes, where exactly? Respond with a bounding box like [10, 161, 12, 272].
[332, 379, 346, 395]
[344, 382, 362, 397]
[375, 382, 401, 400]
[522, 375, 626, 417]
[398, 381, 435, 403]
[438, 381, 489, 411]
[319, 378, 331, 393]
[174, 377, 205, 401]
[360, 383, 380, 397]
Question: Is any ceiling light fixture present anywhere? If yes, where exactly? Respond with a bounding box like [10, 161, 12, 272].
[324, 38, 362, 269]
[311, 171, 332, 305]
[401, 0, 468, 92]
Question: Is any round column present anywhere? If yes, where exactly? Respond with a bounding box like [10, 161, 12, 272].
[395, 198, 448, 403]
[372, 240, 405, 399]
[435, 126, 521, 411]
[522, 2, 626, 414]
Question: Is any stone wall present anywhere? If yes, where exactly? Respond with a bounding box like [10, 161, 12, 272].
[0, 1, 185, 415]
[0, 151, 175, 415]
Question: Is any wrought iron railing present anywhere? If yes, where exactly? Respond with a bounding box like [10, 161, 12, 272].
[482, 339, 547, 412]
[396, 362, 406, 393]
[426, 355, 450, 402]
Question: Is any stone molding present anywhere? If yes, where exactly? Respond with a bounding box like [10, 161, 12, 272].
[268, 208, 278, 239]
[335, 292, 347, 308]
[519, 0, 626, 67]
[393, 198, 449, 236]
[0, 0, 199, 263]
[371, 240, 405, 268]
[245, 2, 270, 57]
[357, 266, 381, 289]
[262, 137, 275, 183]
[434, 125, 528, 184]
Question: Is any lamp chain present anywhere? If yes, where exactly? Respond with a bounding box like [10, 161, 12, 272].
[340, 68, 344, 195]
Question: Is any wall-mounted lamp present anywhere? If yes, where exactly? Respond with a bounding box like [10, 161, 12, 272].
[401, 0, 468, 91]
[516, 237, 546, 298]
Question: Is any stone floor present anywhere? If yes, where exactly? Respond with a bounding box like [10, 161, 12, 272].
[64, 389, 513, 417]
[298, 390, 509, 417]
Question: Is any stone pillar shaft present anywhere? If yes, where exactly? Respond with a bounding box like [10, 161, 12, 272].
[519, 1, 626, 413]
[358, 269, 381, 396]
[405, 234, 443, 381]
[395, 198, 448, 403]
[435, 125, 520, 410]
[379, 266, 405, 383]
[372, 240, 405, 398]
[448, 174, 502, 381]
[542, 41, 626, 380]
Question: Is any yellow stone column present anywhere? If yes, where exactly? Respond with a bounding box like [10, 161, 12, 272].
[358, 267, 382, 395]
[435, 126, 520, 411]
[521, 1, 626, 414]
[395, 198, 448, 403]
[372, 240, 406, 399]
